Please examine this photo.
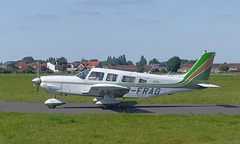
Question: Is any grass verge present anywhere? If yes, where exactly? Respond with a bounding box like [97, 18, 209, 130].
[0, 74, 239, 104]
[0, 112, 240, 144]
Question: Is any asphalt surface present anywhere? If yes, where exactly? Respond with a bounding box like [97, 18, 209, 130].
[1, 102, 240, 115]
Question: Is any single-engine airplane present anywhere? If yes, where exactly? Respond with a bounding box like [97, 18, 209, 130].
[32, 51, 219, 109]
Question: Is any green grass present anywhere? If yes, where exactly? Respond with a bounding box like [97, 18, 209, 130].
[0, 75, 240, 144]
[0, 74, 240, 104]
[0, 112, 239, 144]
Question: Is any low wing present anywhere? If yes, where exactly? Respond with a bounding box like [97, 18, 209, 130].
[198, 83, 220, 88]
[83, 84, 130, 97]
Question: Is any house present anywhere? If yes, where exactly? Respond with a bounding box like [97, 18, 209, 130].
[107, 65, 137, 72]
[15, 62, 28, 70]
[79, 61, 101, 70]
[228, 63, 240, 71]
[149, 64, 166, 71]
[47, 62, 59, 73]
[1, 61, 15, 69]
[68, 63, 80, 68]
[211, 63, 220, 73]
[67, 68, 78, 73]
[178, 63, 194, 73]
[29, 62, 48, 71]
[106, 65, 151, 73]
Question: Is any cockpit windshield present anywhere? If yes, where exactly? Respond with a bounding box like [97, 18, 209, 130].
[76, 69, 91, 79]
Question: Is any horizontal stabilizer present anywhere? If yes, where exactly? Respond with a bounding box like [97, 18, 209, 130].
[198, 83, 220, 88]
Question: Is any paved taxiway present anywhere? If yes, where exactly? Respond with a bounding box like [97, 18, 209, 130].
[0, 102, 240, 115]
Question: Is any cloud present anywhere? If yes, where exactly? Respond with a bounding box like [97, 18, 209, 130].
[18, 27, 31, 30]
[136, 18, 158, 23]
[219, 14, 231, 18]
[116, 11, 128, 15]
[33, 14, 59, 20]
[70, 10, 101, 15]
[77, 0, 153, 6]
[0, 27, 8, 30]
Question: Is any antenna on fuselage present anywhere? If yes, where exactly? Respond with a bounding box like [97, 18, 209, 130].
[147, 67, 154, 74]
[167, 68, 173, 76]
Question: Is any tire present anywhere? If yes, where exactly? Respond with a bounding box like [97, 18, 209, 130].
[48, 106, 56, 109]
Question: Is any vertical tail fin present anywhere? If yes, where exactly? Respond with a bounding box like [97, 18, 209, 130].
[181, 52, 215, 87]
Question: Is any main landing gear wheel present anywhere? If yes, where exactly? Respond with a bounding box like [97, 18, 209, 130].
[95, 95, 120, 109]
[48, 106, 56, 109]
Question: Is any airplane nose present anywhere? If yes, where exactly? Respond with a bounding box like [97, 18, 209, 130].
[32, 77, 41, 84]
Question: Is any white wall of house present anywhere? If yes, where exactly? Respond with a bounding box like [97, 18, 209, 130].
[47, 62, 58, 73]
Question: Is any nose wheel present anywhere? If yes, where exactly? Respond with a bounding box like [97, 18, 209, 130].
[44, 95, 66, 109]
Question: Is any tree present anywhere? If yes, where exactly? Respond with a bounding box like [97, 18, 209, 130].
[136, 55, 147, 72]
[127, 61, 134, 65]
[89, 59, 98, 62]
[112, 57, 119, 66]
[118, 54, 127, 65]
[219, 63, 229, 73]
[149, 58, 159, 65]
[46, 57, 56, 62]
[166, 56, 181, 72]
[22, 56, 34, 64]
[80, 58, 87, 63]
[59, 64, 67, 72]
[57, 57, 68, 66]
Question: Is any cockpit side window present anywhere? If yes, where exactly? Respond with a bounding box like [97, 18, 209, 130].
[139, 78, 147, 83]
[106, 73, 118, 82]
[76, 69, 91, 79]
[88, 71, 104, 81]
[122, 76, 136, 83]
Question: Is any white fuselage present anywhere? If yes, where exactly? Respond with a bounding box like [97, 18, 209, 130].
[40, 68, 196, 98]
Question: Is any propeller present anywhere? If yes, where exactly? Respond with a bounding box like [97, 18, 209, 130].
[32, 62, 41, 94]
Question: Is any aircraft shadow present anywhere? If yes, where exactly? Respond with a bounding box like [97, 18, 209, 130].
[216, 105, 240, 108]
[109, 104, 153, 114]
[62, 104, 240, 114]
[63, 103, 153, 114]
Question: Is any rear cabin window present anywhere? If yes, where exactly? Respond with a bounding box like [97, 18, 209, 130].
[106, 73, 118, 82]
[139, 78, 147, 83]
[122, 76, 136, 83]
[88, 72, 104, 81]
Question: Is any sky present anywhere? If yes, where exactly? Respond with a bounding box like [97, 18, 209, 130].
[0, 0, 240, 64]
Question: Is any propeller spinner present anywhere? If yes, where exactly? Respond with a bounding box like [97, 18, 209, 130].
[32, 77, 41, 93]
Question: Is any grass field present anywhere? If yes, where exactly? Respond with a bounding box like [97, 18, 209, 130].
[0, 74, 240, 144]
[0, 113, 240, 144]
[0, 74, 239, 104]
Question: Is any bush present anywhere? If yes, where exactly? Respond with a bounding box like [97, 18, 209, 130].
[229, 70, 240, 73]
[160, 68, 167, 73]
[46, 70, 54, 74]
[151, 68, 160, 73]
[21, 68, 34, 74]
[9, 68, 19, 73]
[0, 68, 11, 74]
